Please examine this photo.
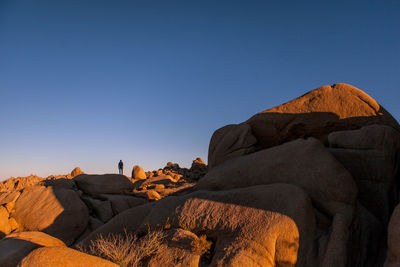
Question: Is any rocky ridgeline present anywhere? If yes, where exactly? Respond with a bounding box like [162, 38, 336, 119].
[0, 167, 84, 193]
[1, 83, 400, 266]
[0, 158, 207, 266]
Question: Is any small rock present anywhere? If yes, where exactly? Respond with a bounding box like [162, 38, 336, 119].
[132, 165, 147, 180]
[71, 167, 84, 178]
[8, 217, 18, 232]
[132, 190, 161, 201]
[0, 206, 11, 238]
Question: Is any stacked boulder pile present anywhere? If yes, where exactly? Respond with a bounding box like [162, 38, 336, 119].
[1, 83, 400, 266]
[0, 159, 207, 266]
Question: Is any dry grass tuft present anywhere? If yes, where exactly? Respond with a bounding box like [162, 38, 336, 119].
[190, 234, 212, 255]
[78, 229, 165, 267]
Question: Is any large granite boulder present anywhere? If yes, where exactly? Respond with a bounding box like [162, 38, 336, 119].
[81, 184, 318, 266]
[209, 83, 400, 168]
[198, 137, 357, 219]
[12, 186, 88, 245]
[208, 123, 258, 169]
[0, 206, 11, 238]
[81, 196, 114, 223]
[0, 231, 65, 267]
[18, 246, 118, 267]
[99, 194, 148, 215]
[328, 124, 400, 225]
[132, 165, 147, 180]
[385, 205, 400, 267]
[74, 174, 134, 196]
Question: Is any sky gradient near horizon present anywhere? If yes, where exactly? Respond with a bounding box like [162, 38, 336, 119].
[1, 1, 400, 180]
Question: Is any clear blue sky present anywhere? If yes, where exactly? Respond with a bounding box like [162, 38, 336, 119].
[1, 1, 399, 180]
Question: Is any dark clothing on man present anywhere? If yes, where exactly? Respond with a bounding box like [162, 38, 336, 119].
[118, 160, 124, 175]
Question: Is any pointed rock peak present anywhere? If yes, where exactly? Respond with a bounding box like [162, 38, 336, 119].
[193, 157, 205, 165]
[71, 167, 84, 178]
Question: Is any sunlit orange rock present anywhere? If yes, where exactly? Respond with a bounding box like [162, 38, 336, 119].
[81, 184, 316, 266]
[18, 246, 118, 267]
[147, 228, 202, 267]
[132, 165, 147, 180]
[209, 83, 400, 168]
[0, 206, 11, 238]
[71, 167, 84, 178]
[0, 175, 43, 193]
[0, 231, 65, 267]
[12, 186, 88, 245]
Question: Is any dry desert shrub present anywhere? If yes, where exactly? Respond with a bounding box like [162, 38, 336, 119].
[191, 234, 212, 255]
[78, 229, 165, 267]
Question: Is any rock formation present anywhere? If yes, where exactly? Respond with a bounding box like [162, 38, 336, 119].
[208, 83, 399, 169]
[0, 231, 66, 267]
[71, 167, 84, 178]
[132, 165, 147, 180]
[12, 185, 88, 245]
[18, 247, 118, 267]
[1, 83, 399, 266]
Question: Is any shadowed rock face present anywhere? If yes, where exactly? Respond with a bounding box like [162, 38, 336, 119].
[328, 125, 400, 225]
[209, 83, 400, 169]
[73, 174, 135, 196]
[198, 137, 357, 216]
[387, 205, 400, 266]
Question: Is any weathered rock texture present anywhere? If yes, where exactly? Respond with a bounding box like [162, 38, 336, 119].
[0, 83, 398, 267]
[209, 83, 400, 169]
[0, 206, 11, 238]
[99, 194, 148, 215]
[18, 246, 118, 267]
[0, 167, 84, 193]
[82, 184, 317, 266]
[198, 137, 357, 219]
[329, 124, 400, 225]
[73, 174, 135, 196]
[202, 83, 400, 266]
[12, 186, 88, 245]
[147, 228, 202, 267]
[0, 231, 65, 267]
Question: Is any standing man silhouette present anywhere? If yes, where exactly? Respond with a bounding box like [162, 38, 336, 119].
[118, 160, 124, 175]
